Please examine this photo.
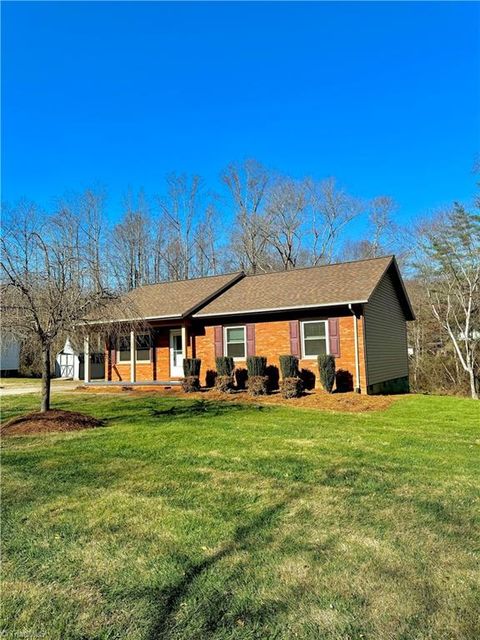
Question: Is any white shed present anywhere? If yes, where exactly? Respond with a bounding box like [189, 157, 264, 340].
[55, 338, 80, 379]
[55, 338, 105, 381]
[0, 332, 21, 375]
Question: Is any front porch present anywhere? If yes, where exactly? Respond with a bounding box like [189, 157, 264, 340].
[82, 324, 190, 385]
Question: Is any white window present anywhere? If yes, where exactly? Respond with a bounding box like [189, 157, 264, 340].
[301, 320, 328, 358]
[117, 333, 151, 363]
[224, 326, 246, 359]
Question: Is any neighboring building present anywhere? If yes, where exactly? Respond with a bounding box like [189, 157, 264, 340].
[56, 338, 105, 380]
[83, 256, 415, 394]
[0, 332, 21, 376]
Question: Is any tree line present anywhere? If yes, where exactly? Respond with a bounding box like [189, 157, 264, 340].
[1, 158, 478, 403]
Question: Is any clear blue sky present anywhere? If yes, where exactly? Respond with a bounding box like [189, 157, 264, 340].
[2, 1, 479, 224]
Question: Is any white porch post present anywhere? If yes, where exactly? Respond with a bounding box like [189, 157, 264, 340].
[84, 335, 90, 383]
[130, 329, 136, 383]
[181, 325, 187, 363]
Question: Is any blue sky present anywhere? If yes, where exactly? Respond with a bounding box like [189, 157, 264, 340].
[2, 1, 479, 225]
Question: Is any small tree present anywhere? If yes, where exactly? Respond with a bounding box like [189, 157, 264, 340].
[0, 200, 129, 412]
[318, 355, 336, 393]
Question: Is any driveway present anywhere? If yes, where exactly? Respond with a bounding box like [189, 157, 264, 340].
[0, 380, 79, 397]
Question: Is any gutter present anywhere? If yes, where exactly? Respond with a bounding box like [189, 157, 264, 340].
[193, 299, 368, 318]
[348, 303, 361, 393]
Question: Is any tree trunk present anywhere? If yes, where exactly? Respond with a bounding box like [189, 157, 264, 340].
[469, 369, 479, 400]
[41, 344, 51, 412]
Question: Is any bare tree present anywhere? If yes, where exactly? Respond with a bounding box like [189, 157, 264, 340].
[194, 203, 222, 276]
[264, 178, 308, 270]
[112, 191, 152, 290]
[223, 159, 273, 273]
[416, 204, 480, 399]
[342, 196, 400, 260]
[157, 174, 202, 280]
[306, 177, 363, 264]
[1, 202, 117, 411]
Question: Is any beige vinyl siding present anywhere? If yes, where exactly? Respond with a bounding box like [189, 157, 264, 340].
[364, 269, 409, 386]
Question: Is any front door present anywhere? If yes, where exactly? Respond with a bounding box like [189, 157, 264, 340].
[169, 329, 183, 377]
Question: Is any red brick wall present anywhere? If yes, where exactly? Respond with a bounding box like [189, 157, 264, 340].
[192, 315, 367, 393]
[106, 329, 175, 382]
[103, 316, 367, 392]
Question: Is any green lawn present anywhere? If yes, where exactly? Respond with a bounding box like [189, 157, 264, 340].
[1, 393, 479, 640]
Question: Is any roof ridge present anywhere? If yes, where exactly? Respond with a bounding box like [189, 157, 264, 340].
[242, 255, 394, 279]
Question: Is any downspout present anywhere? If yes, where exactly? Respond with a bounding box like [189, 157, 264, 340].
[348, 304, 361, 393]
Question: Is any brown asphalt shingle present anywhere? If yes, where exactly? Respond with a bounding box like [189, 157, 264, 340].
[194, 256, 394, 317]
[86, 272, 243, 323]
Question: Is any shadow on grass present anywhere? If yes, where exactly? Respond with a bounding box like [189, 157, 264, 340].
[147, 487, 303, 639]
[148, 399, 267, 420]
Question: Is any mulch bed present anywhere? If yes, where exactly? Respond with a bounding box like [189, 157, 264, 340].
[80, 385, 396, 413]
[1, 410, 104, 436]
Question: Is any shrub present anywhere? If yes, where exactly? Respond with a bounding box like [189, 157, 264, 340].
[215, 356, 234, 392]
[183, 358, 201, 377]
[246, 356, 267, 377]
[216, 356, 234, 377]
[280, 377, 303, 399]
[181, 358, 201, 393]
[246, 356, 268, 396]
[247, 375, 269, 396]
[318, 355, 336, 393]
[181, 376, 200, 393]
[215, 375, 234, 393]
[279, 355, 299, 379]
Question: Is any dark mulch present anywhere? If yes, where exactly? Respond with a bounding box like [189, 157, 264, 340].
[1, 410, 104, 436]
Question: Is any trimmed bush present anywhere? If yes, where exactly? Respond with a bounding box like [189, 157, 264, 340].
[279, 355, 302, 398]
[279, 355, 299, 379]
[247, 375, 269, 396]
[280, 377, 303, 399]
[215, 356, 234, 392]
[181, 358, 201, 393]
[181, 376, 200, 393]
[246, 356, 268, 396]
[246, 356, 267, 377]
[215, 356, 234, 377]
[215, 375, 234, 393]
[318, 355, 336, 393]
[183, 358, 201, 378]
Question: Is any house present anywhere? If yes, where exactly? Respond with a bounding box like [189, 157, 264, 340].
[83, 255, 415, 394]
[0, 331, 21, 377]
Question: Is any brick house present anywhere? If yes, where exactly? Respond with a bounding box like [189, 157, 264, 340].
[83, 255, 414, 394]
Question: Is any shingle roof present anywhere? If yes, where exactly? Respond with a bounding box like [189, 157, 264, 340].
[86, 272, 243, 323]
[86, 256, 415, 324]
[194, 256, 408, 317]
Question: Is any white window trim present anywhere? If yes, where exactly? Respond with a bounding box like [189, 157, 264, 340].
[223, 325, 246, 361]
[117, 332, 152, 364]
[301, 320, 329, 359]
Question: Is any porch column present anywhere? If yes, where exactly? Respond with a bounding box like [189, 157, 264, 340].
[181, 325, 187, 362]
[84, 335, 90, 383]
[130, 330, 136, 383]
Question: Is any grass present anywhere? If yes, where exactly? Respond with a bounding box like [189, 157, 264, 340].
[1, 392, 479, 640]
